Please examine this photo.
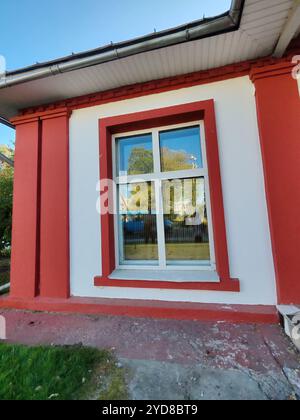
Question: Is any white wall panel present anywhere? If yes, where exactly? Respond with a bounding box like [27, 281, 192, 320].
[69, 76, 277, 305]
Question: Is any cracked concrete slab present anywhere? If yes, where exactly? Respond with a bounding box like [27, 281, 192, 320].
[123, 359, 268, 400]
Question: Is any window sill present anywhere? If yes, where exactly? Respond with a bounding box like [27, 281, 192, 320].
[109, 269, 220, 283]
[94, 271, 240, 292]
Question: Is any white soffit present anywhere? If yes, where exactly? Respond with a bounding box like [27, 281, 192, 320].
[0, 0, 297, 119]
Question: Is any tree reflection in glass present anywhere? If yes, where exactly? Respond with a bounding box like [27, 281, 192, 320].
[162, 178, 210, 264]
[118, 134, 153, 176]
[118, 181, 158, 263]
[160, 126, 203, 172]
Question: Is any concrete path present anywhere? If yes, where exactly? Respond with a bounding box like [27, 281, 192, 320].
[1, 309, 299, 400]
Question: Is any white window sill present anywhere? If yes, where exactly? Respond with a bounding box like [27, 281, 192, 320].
[109, 269, 220, 283]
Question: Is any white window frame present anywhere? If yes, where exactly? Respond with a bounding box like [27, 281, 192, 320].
[112, 121, 216, 272]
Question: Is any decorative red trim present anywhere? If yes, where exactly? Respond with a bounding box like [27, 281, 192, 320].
[250, 61, 295, 82]
[11, 108, 71, 124]
[252, 65, 300, 305]
[99, 126, 115, 278]
[13, 56, 295, 121]
[0, 296, 279, 324]
[95, 100, 239, 291]
[39, 113, 70, 299]
[10, 109, 71, 300]
[10, 120, 41, 299]
[10, 115, 40, 126]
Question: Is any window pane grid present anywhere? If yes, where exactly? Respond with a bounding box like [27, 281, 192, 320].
[117, 169, 206, 184]
[114, 123, 213, 269]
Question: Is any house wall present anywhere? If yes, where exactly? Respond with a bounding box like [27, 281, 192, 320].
[69, 75, 277, 305]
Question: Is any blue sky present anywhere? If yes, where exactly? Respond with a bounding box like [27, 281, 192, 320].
[0, 0, 231, 146]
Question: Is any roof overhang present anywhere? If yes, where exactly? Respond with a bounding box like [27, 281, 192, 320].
[0, 0, 299, 122]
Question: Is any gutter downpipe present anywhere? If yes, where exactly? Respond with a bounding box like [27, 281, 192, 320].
[0, 0, 244, 89]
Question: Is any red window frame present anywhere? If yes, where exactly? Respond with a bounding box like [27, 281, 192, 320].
[94, 100, 239, 292]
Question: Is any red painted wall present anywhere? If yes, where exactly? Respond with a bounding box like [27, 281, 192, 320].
[10, 119, 40, 299]
[10, 110, 70, 300]
[252, 63, 300, 304]
[39, 114, 70, 298]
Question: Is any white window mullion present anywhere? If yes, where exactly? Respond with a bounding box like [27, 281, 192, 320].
[152, 129, 161, 174]
[155, 179, 167, 268]
[116, 185, 125, 265]
[153, 130, 167, 268]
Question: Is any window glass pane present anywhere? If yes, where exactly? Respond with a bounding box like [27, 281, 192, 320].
[159, 126, 203, 172]
[117, 134, 153, 176]
[119, 182, 158, 263]
[162, 178, 210, 264]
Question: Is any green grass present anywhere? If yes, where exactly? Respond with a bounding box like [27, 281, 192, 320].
[0, 343, 128, 400]
[99, 365, 129, 400]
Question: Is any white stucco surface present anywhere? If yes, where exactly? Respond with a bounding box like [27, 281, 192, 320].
[69, 76, 277, 305]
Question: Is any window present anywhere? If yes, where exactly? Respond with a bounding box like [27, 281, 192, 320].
[114, 122, 215, 271]
[96, 101, 239, 290]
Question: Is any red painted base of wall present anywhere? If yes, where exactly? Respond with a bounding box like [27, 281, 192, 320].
[0, 295, 279, 324]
